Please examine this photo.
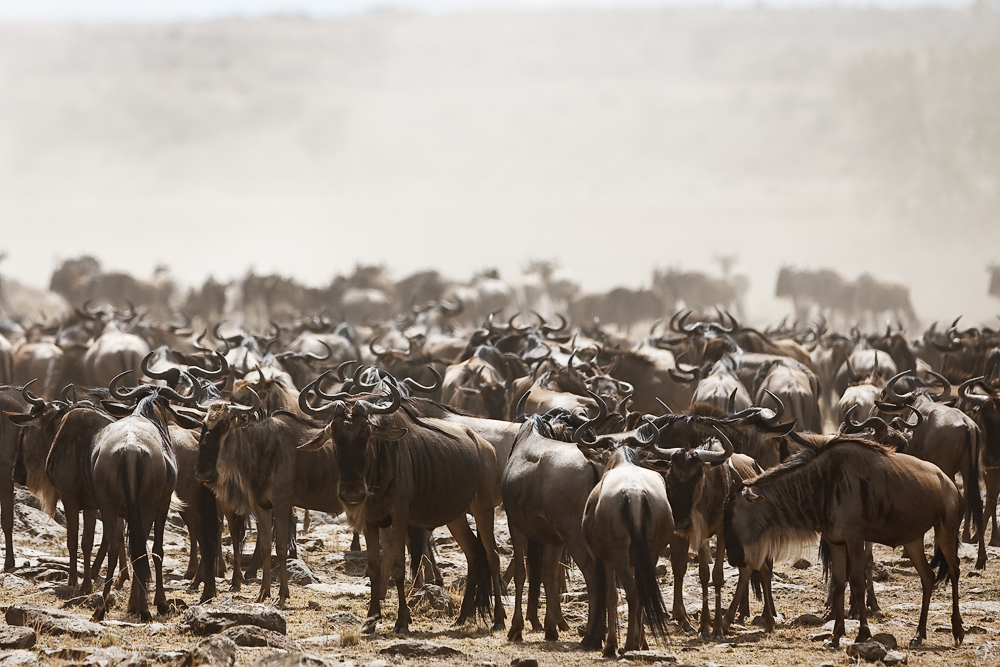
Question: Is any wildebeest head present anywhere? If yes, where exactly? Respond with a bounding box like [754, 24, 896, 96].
[195, 388, 260, 483]
[645, 425, 734, 536]
[298, 372, 405, 513]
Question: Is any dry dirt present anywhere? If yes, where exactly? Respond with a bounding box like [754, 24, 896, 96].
[2, 507, 999, 667]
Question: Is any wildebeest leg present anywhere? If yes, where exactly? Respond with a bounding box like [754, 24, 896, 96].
[711, 537, 727, 638]
[198, 486, 219, 603]
[669, 535, 694, 632]
[383, 522, 410, 634]
[846, 538, 870, 644]
[525, 539, 544, 632]
[92, 506, 120, 623]
[507, 529, 526, 642]
[1, 467, 13, 571]
[902, 538, 934, 646]
[602, 561, 619, 658]
[697, 542, 712, 638]
[152, 503, 168, 615]
[253, 506, 273, 603]
[933, 528, 964, 646]
[616, 552, 644, 654]
[449, 517, 487, 628]
[541, 543, 568, 639]
[181, 506, 200, 582]
[864, 542, 879, 614]
[64, 503, 81, 591]
[469, 495, 506, 631]
[273, 504, 292, 608]
[985, 467, 1000, 547]
[362, 524, 383, 634]
[567, 540, 607, 649]
[227, 512, 245, 591]
[351, 532, 361, 551]
[723, 568, 751, 633]
[115, 521, 129, 590]
[828, 541, 848, 648]
[81, 509, 97, 595]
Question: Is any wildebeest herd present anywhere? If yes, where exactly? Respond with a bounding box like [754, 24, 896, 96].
[0, 257, 999, 661]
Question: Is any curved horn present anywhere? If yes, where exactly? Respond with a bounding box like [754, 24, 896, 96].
[229, 386, 260, 416]
[959, 377, 990, 407]
[368, 330, 388, 358]
[695, 425, 735, 465]
[573, 390, 608, 448]
[188, 350, 229, 380]
[845, 355, 860, 384]
[515, 390, 531, 421]
[891, 404, 923, 430]
[677, 310, 698, 334]
[21, 379, 46, 411]
[61, 383, 78, 406]
[109, 370, 144, 401]
[298, 372, 348, 416]
[358, 379, 402, 415]
[655, 397, 673, 415]
[922, 370, 951, 401]
[727, 387, 738, 418]
[404, 366, 443, 394]
[762, 389, 785, 422]
[141, 349, 182, 386]
[336, 359, 358, 382]
[883, 371, 917, 403]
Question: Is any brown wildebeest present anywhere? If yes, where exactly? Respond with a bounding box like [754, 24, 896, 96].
[0, 386, 28, 570]
[577, 410, 673, 657]
[753, 357, 821, 433]
[298, 377, 505, 635]
[959, 377, 1000, 546]
[194, 387, 342, 607]
[91, 378, 201, 622]
[724, 436, 965, 648]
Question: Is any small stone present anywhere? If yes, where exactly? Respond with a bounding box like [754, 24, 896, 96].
[792, 558, 811, 569]
[327, 611, 364, 628]
[846, 640, 888, 663]
[933, 625, 952, 633]
[872, 632, 898, 649]
[733, 630, 764, 643]
[285, 559, 320, 585]
[180, 602, 286, 635]
[883, 651, 908, 666]
[967, 570, 983, 578]
[619, 651, 677, 663]
[0, 651, 37, 667]
[249, 652, 332, 667]
[655, 563, 668, 577]
[379, 642, 463, 658]
[2, 574, 31, 590]
[363, 661, 391, 667]
[409, 584, 457, 615]
[810, 631, 832, 642]
[0, 626, 35, 650]
[307, 600, 322, 611]
[145, 650, 191, 667]
[221, 625, 301, 651]
[967, 625, 988, 634]
[793, 613, 825, 627]
[475, 662, 499, 667]
[5, 603, 104, 638]
[191, 635, 237, 667]
[510, 659, 538, 667]
[297, 634, 342, 649]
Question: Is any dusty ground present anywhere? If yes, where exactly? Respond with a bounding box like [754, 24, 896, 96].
[2, 505, 999, 667]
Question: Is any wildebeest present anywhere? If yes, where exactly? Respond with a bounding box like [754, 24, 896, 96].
[0, 386, 28, 571]
[724, 436, 965, 648]
[959, 377, 1000, 546]
[298, 378, 506, 634]
[578, 415, 673, 657]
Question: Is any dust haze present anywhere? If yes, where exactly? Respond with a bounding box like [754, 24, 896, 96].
[1, 6, 999, 325]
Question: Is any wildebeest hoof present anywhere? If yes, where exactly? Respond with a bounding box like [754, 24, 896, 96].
[362, 617, 379, 634]
[544, 628, 559, 641]
[909, 636, 923, 647]
[529, 620, 543, 631]
[579, 636, 603, 651]
[507, 629, 522, 642]
[392, 620, 409, 634]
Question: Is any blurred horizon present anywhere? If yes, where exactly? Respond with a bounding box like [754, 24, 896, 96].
[1, 4, 998, 326]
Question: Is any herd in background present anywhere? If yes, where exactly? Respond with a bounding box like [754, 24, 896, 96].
[0, 256, 999, 656]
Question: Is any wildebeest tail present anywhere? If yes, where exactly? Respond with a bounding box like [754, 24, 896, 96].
[122, 452, 150, 587]
[465, 529, 494, 623]
[930, 542, 955, 587]
[965, 427, 984, 532]
[623, 493, 668, 639]
[526, 538, 543, 615]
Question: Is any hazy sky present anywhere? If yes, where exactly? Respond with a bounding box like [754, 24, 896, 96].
[0, 0, 971, 21]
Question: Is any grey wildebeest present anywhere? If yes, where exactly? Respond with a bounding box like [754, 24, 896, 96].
[577, 405, 673, 657]
[298, 377, 506, 634]
[724, 436, 965, 648]
[91, 377, 203, 622]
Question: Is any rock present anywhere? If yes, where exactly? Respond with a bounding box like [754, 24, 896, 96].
[974, 642, 999, 661]
[967, 570, 983, 578]
[221, 625, 302, 651]
[0, 651, 37, 667]
[872, 632, 897, 649]
[475, 663, 498, 667]
[146, 650, 191, 667]
[510, 659, 538, 667]
[191, 635, 237, 667]
[13, 503, 66, 540]
[846, 640, 888, 663]
[655, 563, 668, 577]
[285, 559, 320, 585]
[810, 631, 832, 642]
[733, 630, 765, 643]
[0, 626, 36, 649]
[408, 584, 457, 615]
[379, 641, 463, 658]
[883, 651, 907, 666]
[327, 611, 364, 628]
[249, 653, 332, 667]
[297, 634, 342, 649]
[967, 624, 988, 634]
[2, 574, 32, 590]
[307, 601, 322, 611]
[363, 661, 391, 667]
[619, 650, 677, 663]
[180, 602, 287, 635]
[5, 603, 104, 638]
[793, 613, 825, 627]
[306, 582, 368, 597]
[932, 625, 952, 633]
[792, 558, 811, 569]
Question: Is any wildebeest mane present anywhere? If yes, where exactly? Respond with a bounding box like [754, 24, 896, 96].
[133, 395, 173, 452]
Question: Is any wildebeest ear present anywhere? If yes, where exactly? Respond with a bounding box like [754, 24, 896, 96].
[372, 425, 408, 441]
[3, 411, 38, 426]
[101, 401, 132, 418]
[167, 407, 203, 430]
[298, 425, 331, 451]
